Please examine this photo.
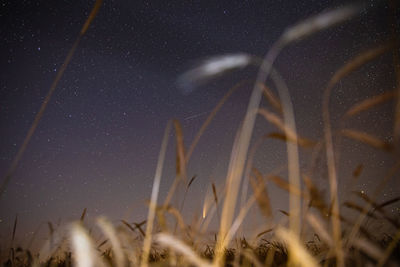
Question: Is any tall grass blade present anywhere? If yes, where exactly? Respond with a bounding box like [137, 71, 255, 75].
[141, 121, 172, 267]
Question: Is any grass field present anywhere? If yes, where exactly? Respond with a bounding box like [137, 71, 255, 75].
[1, 1, 400, 266]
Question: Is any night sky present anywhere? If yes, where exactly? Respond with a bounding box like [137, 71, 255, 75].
[0, 0, 399, 249]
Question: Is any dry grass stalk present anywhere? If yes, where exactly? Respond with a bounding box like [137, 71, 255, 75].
[341, 129, 393, 152]
[11, 215, 17, 245]
[276, 227, 318, 267]
[256, 228, 273, 238]
[121, 220, 139, 235]
[187, 175, 197, 189]
[212, 183, 218, 205]
[279, 210, 289, 217]
[250, 168, 272, 218]
[345, 90, 396, 117]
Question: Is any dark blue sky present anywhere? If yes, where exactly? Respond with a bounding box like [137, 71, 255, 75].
[0, 0, 398, 250]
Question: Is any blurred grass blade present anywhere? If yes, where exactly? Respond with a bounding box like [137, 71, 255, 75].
[261, 84, 283, 113]
[279, 210, 289, 216]
[141, 121, 172, 267]
[187, 175, 197, 189]
[250, 168, 272, 218]
[352, 164, 363, 178]
[329, 42, 396, 89]
[341, 129, 394, 152]
[282, 4, 362, 44]
[177, 54, 253, 94]
[306, 213, 333, 247]
[276, 227, 318, 267]
[0, 0, 103, 199]
[303, 175, 328, 215]
[353, 237, 384, 262]
[155, 233, 213, 267]
[173, 120, 187, 182]
[212, 183, 218, 205]
[345, 90, 396, 117]
[378, 227, 400, 267]
[12, 214, 18, 244]
[267, 132, 316, 148]
[70, 223, 105, 267]
[268, 175, 303, 197]
[80, 0, 102, 36]
[97, 217, 125, 267]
